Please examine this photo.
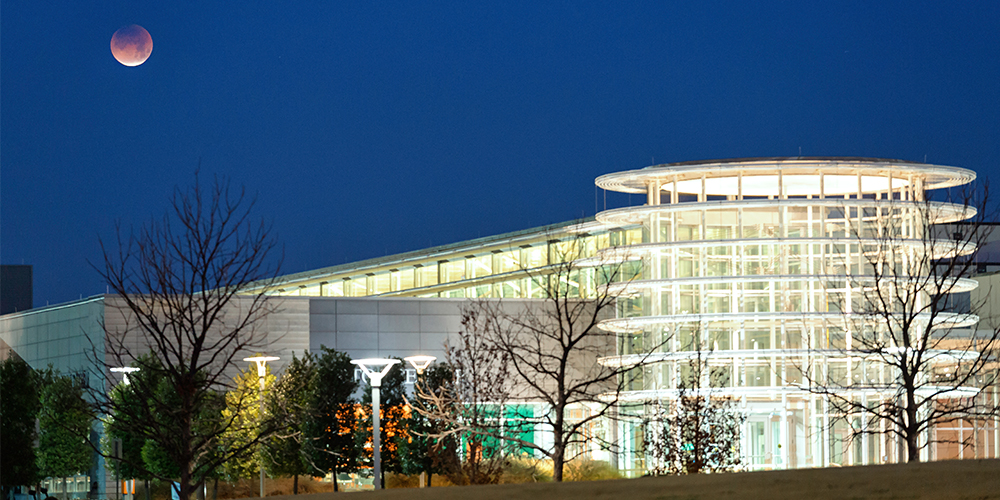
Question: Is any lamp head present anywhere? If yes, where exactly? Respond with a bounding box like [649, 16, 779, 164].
[403, 355, 437, 374]
[111, 366, 140, 385]
[243, 355, 280, 377]
[351, 358, 401, 387]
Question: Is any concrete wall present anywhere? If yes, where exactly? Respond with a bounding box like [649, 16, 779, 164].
[0, 294, 570, 379]
[98, 295, 312, 380]
[0, 295, 468, 381]
[307, 297, 472, 362]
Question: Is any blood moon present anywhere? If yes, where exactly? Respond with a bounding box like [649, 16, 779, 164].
[110, 25, 153, 66]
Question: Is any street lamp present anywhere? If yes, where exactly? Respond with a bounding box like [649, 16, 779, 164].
[243, 356, 279, 498]
[403, 355, 436, 375]
[350, 358, 401, 490]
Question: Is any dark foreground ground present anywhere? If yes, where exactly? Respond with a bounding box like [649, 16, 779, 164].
[243, 459, 1000, 500]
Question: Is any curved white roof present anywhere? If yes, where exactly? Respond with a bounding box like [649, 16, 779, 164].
[595, 157, 976, 195]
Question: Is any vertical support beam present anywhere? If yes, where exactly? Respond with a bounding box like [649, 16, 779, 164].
[740, 396, 749, 467]
[879, 408, 887, 463]
[861, 405, 869, 465]
[649, 180, 662, 317]
[647, 180, 660, 206]
[822, 396, 830, 466]
[806, 394, 814, 466]
[781, 393, 789, 468]
[995, 390, 999, 459]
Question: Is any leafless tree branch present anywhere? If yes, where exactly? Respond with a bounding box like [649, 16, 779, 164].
[798, 182, 1000, 462]
[88, 173, 283, 500]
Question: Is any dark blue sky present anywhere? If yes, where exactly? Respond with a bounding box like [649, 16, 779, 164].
[3, 1, 999, 306]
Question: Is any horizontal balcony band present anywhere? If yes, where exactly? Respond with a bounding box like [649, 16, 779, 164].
[598, 311, 980, 333]
[604, 383, 985, 403]
[595, 199, 976, 227]
[599, 347, 985, 368]
[591, 236, 976, 265]
[601, 274, 979, 296]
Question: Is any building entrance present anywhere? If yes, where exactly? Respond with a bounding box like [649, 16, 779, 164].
[747, 415, 783, 469]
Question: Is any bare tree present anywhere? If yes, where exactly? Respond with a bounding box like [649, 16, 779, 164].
[643, 341, 744, 475]
[91, 174, 282, 500]
[411, 307, 516, 484]
[416, 234, 647, 482]
[800, 187, 1000, 463]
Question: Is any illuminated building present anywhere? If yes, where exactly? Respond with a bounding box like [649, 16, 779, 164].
[1, 157, 997, 489]
[593, 157, 992, 470]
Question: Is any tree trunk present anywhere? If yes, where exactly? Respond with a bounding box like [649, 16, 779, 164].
[179, 466, 192, 500]
[292, 475, 297, 495]
[552, 445, 564, 482]
[905, 399, 921, 463]
[332, 466, 338, 493]
[552, 424, 565, 482]
[907, 431, 921, 463]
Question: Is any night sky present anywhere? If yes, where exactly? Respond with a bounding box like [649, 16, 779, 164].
[2, 2, 998, 307]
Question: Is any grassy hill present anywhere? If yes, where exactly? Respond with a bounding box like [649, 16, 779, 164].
[251, 459, 1000, 500]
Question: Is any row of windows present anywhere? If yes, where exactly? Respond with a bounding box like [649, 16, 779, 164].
[273, 228, 644, 299]
[616, 322, 940, 355]
[40, 476, 90, 494]
[618, 286, 935, 319]
[619, 287, 931, 316]
[644, 242, 925, 279]
[645, 205, 928, 242]
[625, 356, 925, 392]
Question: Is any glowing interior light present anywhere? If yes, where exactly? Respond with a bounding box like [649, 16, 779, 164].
[666, 174, 909, 197]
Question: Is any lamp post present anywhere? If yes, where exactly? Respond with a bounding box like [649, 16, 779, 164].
[110, 367, 140, 500]
[403, 356, 436, 488]
[350, 358, 401, 490]
[243, 356, 279, 498]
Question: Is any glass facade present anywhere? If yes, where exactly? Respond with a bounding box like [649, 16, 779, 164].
[255, 222, 642, 301]
[595, 158, 987, 469]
